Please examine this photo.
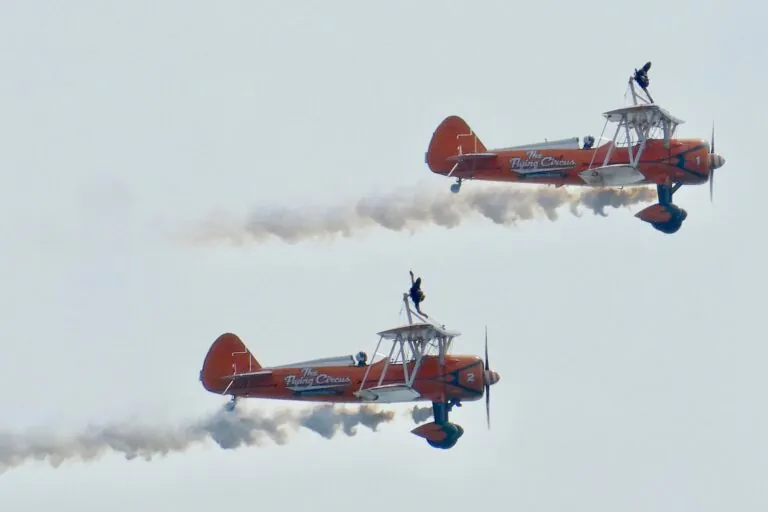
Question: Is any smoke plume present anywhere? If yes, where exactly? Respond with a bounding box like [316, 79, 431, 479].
[408, 405, 433, 424]
[0, 403, 394, 473]
[185, 185, 655, 245]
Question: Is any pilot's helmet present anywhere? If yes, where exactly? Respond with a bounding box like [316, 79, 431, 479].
[356, 351, 367, 362]
[585, 135, 595, 145]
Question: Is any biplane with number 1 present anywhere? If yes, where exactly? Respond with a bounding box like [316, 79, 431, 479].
[199, 273, 500, 449]
[425, 61, 727, 234]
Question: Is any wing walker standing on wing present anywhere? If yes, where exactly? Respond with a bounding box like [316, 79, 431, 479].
[408, 269, 427, 317]
[199, 270, 500, 449]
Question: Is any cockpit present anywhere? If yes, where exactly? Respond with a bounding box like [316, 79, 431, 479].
[354, 351, 368, 367]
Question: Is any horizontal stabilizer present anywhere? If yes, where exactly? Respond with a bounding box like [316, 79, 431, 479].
[223, 369, 273, 381]
[355, 384, 421, 403]
[446, 152, 498, 162]
[578, 164, 646, 186]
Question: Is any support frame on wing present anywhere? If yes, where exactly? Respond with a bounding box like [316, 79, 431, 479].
[579, 70, 685, 188]
[353, 293, 460, 403]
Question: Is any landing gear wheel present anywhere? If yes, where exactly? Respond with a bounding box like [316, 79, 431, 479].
[426, 422, 464, 449]
[450, 178, 462, 194]
[651, 205, 688, 234]
[427, 438, 458, 449]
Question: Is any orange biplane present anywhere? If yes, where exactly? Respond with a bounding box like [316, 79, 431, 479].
[199, 273, 500, 449]
[425, 62, 726, 234]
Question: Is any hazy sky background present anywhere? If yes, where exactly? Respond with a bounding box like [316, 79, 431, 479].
[1, 1, 766, 510]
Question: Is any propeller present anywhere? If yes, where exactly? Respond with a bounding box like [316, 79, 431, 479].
[710, 123, 715, 202]
[708, 122, 726, 203]
[484, 326, 491, 429]
[481, 325, 500, 429]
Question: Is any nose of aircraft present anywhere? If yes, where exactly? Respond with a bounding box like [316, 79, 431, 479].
[711, 153, 725, 170]
[485, 369, 500, 386]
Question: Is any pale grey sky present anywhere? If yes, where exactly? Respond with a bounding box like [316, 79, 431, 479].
[1, 1, 766, 510]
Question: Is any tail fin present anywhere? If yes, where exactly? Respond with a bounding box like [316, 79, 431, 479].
[200, 332, 262, 394]
[425, 115, 488, 174]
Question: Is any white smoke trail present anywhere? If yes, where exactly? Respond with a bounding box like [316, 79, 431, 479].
[407, 405, 433, 424]
[183, 184, 656, 245]
[0, 403, 395, 474]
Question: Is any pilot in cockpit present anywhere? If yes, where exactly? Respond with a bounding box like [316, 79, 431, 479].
[355, 351, 368, 367]
[582, 135, 595, 150]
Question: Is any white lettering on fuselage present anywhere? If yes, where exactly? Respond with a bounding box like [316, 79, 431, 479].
[510, 150, 576, 174]
[284, 367, 351, 389]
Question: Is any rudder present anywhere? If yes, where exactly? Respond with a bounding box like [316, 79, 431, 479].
[200, 332, 261, 394]
[425, 115, 488, 174]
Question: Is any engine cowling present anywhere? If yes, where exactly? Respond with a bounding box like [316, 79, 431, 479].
[635, 203, 688, 234]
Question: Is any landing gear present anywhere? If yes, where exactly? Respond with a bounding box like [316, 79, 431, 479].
[427, 423, 465, 449]
[635, 182, 688, 234]
[423, 400, 465, 449]
[651, 183, 687, 234]
[651, 204, 687, 233]
[450, 178, 462, 193]
[224, 395, 238, 412]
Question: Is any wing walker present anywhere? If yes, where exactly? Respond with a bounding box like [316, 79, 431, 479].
[199, 270, 501, 449]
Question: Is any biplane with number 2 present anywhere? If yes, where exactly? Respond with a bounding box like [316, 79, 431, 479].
[425, 62, 727, 234]
[199, 272, 500, 449]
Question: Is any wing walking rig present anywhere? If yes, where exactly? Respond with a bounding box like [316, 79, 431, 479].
[354, 292, 460, 403]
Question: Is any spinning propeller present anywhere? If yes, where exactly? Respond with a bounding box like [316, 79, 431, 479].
[709, 123, 726, 202]
[483, 326, 500, 429]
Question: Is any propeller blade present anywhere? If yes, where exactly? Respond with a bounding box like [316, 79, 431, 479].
[710, 122, 715, 203]
[484, 325, 490, 429]
[486, 388, 490, 429]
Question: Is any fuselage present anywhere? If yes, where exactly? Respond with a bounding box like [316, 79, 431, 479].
[216, 354, 488, 404]
[430, 138, 713, 187]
